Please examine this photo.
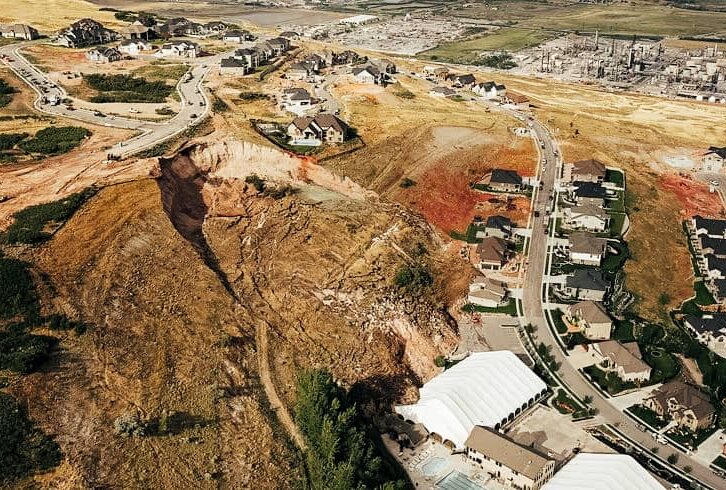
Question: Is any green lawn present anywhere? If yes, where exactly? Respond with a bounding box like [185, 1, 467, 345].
[612, 319, 635, 342]
[694, 280, 716, 306]
[584, 365, 634, 394]
[627, 404, 668, 429]
[552, 308, 568, 334]
[449, 223, 484, 244]
[602, 240, 629, 274]
[464, 299, 517, 317]
[609, 213, 626, 238]
[605, 168, 624, 187]
[713, 455, 726, 471]
[423, 27, 556, 61]
[552, 388, 584, 415]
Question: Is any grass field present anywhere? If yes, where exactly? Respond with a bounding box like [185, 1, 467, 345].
[0, 0, 124, 31]
[423, 28, 555, 61]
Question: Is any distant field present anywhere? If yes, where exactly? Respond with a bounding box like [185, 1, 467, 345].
[423, 27, 555, 61]
[0, 0, 123, 32]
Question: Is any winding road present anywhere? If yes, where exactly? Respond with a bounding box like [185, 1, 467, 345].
[0, 42, 227, 158]
[519, 109, 723, 490]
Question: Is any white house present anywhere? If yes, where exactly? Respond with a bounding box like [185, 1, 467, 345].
[220, 57, 248, 76]
[591, 340, 652, 383]
[352, 65, 384, 84]
[466, 426, 556, 490]
[118, 39, 152, 56]
[568, 232, 608, 266]
[157, 41, 200, 58]
[0, 24, 39, 40]
[223, 29, 253, 43]
[565, 300, 612, 340]
[564, 199, 609, 232]
[467, 276, 508, 308]
[280, 87, 313, 115]
[473, 81, 506, 99]
[703, 147, 726, 172]
[86, 47, 122, 63]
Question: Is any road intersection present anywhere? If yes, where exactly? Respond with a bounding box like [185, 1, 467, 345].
[0, 42, 227, 158]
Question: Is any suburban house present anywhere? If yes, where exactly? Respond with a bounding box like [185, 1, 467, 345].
[482, 169, 524, 192]
[220, 57, 249, 75]
[703, 146, 726, 172]
[0, 24, 39, 40]
[568, 232, 608, 266]
[705, 254, 726, 279]
[118, 39, 153, 56]
[86, 47, 122, 63]
[468, 276, 508, 309]
[699, 236, 726, 258]
[280, 88, 313, 115]
[303, 54, 326, 72]
[266, 37, 291, 55]
[429, 86, 457, 97]
[162, 17, 193, 37]
[287, 114, 350, 146]
[564, 200, 610, 232]
[446, 73, 476, 89]
[332, 50, 360, 65]
[714, 279, 726, 305]
[565, 300, 612, 340]
[253, 43, 274, 63]
[479, 215, 513, 240]
[475, 237, 509, 271]
[564, 159, 607, 183]
[693, 216, 726, 239]
[683, 314, 726, 347]
[465, 426, 556, 490]
[157, 41, 200, 58]
[286, 62, 313, 81]
[120, 22, 154, 40]
[591, 340, 652, 383]
[563, 269, 610, 301]
[223, 29, 254, 43]
[503, 92, 530, 109]
[473, 81, 506, 99]
[54, 19, 118, 48]
[187, 21, 226, 36]
[643, 381, 716, 431]
[233, 48, 259, 69]
[352, 65, 387, 84]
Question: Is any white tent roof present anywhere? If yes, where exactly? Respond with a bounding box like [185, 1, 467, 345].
[543, 453, 665, 490]
[394, 351, 546, 448]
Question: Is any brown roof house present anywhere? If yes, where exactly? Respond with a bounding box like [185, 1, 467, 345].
[474, 237, 509, 271]
[503, 92, 530, 109]
[465, 426, 556, 490]
[481, 169, 524, 193]
[287, 114, 350, 146]
[702, 146, 726, 173]
[591, 340, 651, 383]
[643, 381, 715, 431]
[564, 159, 607, 183]
[467, 276, 508, 308]
[564, 300, 612, 340]
[568, 232, 608, 266]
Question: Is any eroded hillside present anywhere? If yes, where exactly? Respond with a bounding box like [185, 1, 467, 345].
[7, 138, 461, 488]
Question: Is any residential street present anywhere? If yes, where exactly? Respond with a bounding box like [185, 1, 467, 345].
[519, 112, 723, 489]
[0, 42, 226, 158]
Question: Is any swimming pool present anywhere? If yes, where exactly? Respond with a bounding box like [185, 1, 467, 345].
[421, 457, 449, 477]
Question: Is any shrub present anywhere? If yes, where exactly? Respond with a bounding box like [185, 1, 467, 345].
[19, 126, 91, 155]
[2, 187, 97, 244]
[0, 257, 39, 321]
[155, 107, 175, 116]
[84, 73, 173, 103]
[212, 97, 230, 113]
[0, 393, 61, 484]
[475, 53, 517, 69]
[434, 355, 446, 368]
[0, 78, 17, 108]
[667, 453, 679, 464]
[394, 263, 433, 291]
[113, 412, 147, 437]
[239, 91, 267, 102]
[399, 177, 416, 188]
[0, 132, 28, 151]
[245, 174, 266, 193]
[0, 330, 56, 374]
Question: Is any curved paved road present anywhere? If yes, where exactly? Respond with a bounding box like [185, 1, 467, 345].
[0, 42, 227, 158]
[519, 111, 722, 490]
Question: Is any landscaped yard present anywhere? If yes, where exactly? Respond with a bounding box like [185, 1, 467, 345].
[713, 455, 726, 471]
[602, 240, 629, 275]
[605, 168, 624, 187]
[552, 308, 568, 334]
[583, 365, 634, 395]
[609, 212, 626, 238]
[463, 300, 517, 317]
[449, 223, 485, 243]
[666, 425, 718, 450]
[626, 404, 668, 430]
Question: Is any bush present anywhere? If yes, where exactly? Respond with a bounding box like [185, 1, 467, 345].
[0, 257, 39, 321]
[0, 330, 56, 374]
[0, 393, 61, 484]
[84, 73, 173, 103]
[2, 187, 97, 244]
[212, 97, 230, 113]
[155, 107, 175, 116]
[474, 53, 517, 69]
[19, 126, 91, 155]
[399, 177, 416, 188]
[239, 91, 267, 102]
[667, 453, 679, 464]
[0, 78, 17, 108]
[113, 412, 147, 437]
[394, 263, 433, 291]
[0, 132, 28, 151]
[434, 355, 446, 368]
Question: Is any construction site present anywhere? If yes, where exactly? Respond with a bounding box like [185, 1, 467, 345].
[513, 32, 726, 102]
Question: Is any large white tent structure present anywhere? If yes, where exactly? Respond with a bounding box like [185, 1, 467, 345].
[542, 453, 665, 490]
[395, 351, 547, 448]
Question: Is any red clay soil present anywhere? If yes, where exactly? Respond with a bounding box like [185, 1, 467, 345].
[660, 173, 724, 219]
